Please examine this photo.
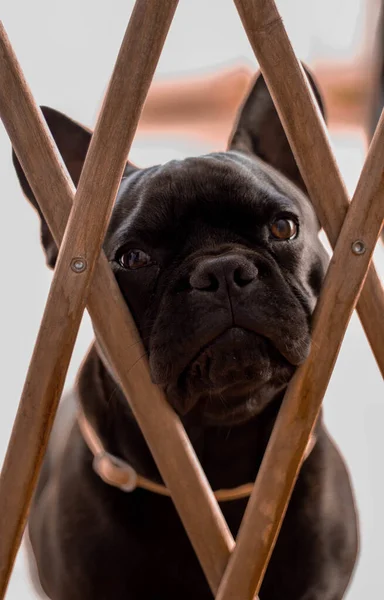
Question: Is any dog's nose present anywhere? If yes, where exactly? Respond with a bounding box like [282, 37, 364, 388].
[190, 255, 258, 292]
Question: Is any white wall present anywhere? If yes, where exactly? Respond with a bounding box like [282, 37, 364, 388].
[0, 1, 383, 598]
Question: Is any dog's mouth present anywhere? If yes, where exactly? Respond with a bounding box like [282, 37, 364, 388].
[167, 326, 294, 420]
[183, 327, 277, 380]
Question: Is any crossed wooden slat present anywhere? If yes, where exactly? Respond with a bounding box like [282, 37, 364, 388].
[0, 1, 383, 599]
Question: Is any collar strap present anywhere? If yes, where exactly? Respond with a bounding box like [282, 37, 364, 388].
[78, 409, 316, 502]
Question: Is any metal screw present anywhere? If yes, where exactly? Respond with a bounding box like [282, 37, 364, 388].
[70, 257, 87, 273]
[351, 240, 366, 256]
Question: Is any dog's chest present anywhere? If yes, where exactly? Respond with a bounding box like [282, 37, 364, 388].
[58, 459, 249, 599]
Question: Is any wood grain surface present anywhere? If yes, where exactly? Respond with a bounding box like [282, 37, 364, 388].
[215, 2, 384, 597]
[0, 3, 189, 594]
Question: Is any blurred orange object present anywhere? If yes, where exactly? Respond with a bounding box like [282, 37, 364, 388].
[137, 65, 253, 146]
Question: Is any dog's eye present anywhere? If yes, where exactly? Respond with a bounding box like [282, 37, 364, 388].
[118, 249, 152, 270]
[270, 218, 298, 241]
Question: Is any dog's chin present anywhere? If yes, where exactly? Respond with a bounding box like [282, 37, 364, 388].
[165, 327, 295, 425]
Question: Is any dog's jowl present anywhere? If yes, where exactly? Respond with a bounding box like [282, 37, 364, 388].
[13, 69, 358, 600]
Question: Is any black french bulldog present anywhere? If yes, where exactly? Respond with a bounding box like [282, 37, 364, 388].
[13, 69, 359, 600]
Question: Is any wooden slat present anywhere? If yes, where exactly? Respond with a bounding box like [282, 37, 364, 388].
[0, 11, 235, 597]
[0, 2, 181, 593]
[1, 0, 382, 598]
[216, 106, 384, 600]
[233, 0, 384, 378]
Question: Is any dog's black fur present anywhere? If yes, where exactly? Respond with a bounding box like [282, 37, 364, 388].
[13, 69, 359, 600]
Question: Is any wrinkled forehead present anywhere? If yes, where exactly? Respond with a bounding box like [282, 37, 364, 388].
[107, 152, 317, 244]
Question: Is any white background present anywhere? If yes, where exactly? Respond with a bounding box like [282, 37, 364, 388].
[1, 1, 383, 598]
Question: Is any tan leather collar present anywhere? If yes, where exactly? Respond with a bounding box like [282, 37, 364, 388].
[78, 408, 316, 502]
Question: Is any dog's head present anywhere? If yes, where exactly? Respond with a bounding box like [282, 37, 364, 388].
[13, 69, 328, 425]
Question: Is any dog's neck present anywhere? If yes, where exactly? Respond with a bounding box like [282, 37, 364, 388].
[77, 344, 286, 490]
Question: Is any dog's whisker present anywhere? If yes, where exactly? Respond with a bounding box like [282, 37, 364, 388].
[123, 335, 150, 351]
[107, 385, 120, 406]
[218, 392, 228, 409]
[125, 351, 148, 377]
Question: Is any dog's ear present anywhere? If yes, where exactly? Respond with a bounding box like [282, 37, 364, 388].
[228, 66, 326, 194]
[12, 107, 92, 268]
[12, 106, 137, 269]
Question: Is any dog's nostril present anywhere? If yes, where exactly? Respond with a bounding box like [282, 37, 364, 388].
[233, 264, 258, 287]
[190, 271, 219, 292]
